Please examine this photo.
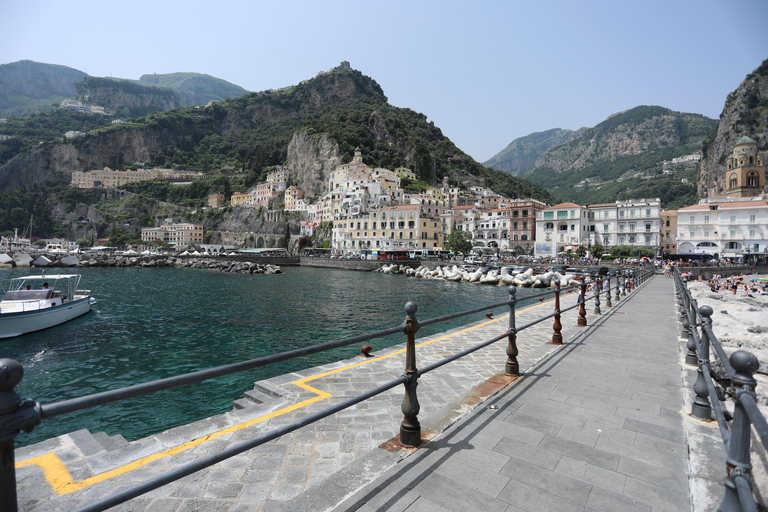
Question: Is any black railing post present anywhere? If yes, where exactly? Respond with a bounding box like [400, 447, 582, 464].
[691, 305, 713, 420]
[1, 359, 42, 512]
[506, 286, 520, 375]
[400, 301, 422, 447]
[593, 279, 601, 315]
[615, 274, 621, 302]
[621, 274, 627, 296]
[605, 276, 612, 308]
[550, 280, 562, 345]
[720, 350, 760, 511]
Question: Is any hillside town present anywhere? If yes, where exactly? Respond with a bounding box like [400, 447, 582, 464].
[56, 137, 767, 262]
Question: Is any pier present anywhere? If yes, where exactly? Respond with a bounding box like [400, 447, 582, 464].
[5, 272, 764, 511]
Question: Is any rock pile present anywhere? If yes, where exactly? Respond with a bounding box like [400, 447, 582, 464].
[0, 252, 282, 274]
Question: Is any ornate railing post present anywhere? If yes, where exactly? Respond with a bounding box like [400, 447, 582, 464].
[400, 302, 421, 447]
[593, 279, 601, 315]
[719, 350, 759, 511]
[578, 282, 587, 326]
[550, 280, 562, 345]
[605, 275, 612, 308]
[621, 275, 627, 296]
[683, 314, 698, 365]
[691, 305, 713, 420]
[1, 359, 41, 512]
[506, 286, 520, 375]
[615, 274, 621, 302]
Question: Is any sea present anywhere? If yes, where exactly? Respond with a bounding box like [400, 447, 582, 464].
[2, 265, 543, 448]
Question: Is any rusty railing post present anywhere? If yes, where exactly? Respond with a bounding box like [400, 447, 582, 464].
[578, 282, 587, 326]
[550, 279, 562, 345]
[400, 301, 422, 447]
[1, 359, 42, 512]
[505, 286, 520, 375]
[605, 275, 612, 308]
[593, 279, 602, 315]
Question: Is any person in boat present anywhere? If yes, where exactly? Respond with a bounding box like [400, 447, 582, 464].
[43, 283, 49, 289]
[26, 285, 31, 290]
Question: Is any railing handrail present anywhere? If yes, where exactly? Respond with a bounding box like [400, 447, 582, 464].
[1, 267, 654, 512]
[674, 267, 765, 511]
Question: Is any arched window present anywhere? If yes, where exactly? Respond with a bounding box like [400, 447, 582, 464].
[747, 172, 759, 187]
[749, 156, 753, 165]
[729, 173, 738, 189]
[521, 235, 528, 241]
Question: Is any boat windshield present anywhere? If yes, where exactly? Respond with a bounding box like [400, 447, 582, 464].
[3, 289, 54, 301]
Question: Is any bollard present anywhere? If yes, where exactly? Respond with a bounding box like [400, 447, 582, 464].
[550, 279, 563, 345]
[683, 315, 698, 366]
[578, 282, 587, 326]
[506, 286, 520, 375]
[691, 305, 713, 420]
[621, 276, 627, 296]
[605, 275, 612, 308]
[593, 279, 601, 315]
[400, 302, 422, 447]
[0, 359, 41, 512]
[719, 350, 759, 511]
[615, 275, 621, 302]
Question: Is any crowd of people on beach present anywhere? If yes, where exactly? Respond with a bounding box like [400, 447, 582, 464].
[705, 274, 768, 296]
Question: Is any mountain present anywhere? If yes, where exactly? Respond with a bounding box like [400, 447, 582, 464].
[0, 60, 87, 116]
[0, 60, 251, 119]
[483, 128, 573, 176]
[520, 106, 718, 208]
[138, 72, 250, 106]
[0, 64, 554, 205]
[698, 58, 768, 197]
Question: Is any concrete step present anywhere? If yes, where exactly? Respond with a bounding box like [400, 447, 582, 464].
[232, 380, 285, 411]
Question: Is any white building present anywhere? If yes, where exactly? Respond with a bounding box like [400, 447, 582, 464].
[676, 197, 768, 258]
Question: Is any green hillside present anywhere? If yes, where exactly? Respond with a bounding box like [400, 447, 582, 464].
[0, 60, 87, 117]
[483, 128, 573, 176]
[138, 72, 250, 105]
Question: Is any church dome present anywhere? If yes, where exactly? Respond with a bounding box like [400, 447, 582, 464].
[735, 136, 757, 146]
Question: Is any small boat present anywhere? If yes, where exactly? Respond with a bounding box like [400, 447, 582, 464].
[0, 274, 93, 339]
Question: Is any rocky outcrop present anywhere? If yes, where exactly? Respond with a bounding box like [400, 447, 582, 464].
[285, 130, 343, 198]
[138, 73, 250, 106]
[698, 59, 768, 197]
[76, 77, 180, 117]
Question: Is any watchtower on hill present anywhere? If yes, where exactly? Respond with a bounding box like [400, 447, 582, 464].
[725, 136, 765, 198]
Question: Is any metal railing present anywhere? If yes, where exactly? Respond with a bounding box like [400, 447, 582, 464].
[0, 268, 654, 511]
[675, 269, 767, 511]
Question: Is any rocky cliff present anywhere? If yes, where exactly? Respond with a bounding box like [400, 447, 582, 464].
[285, 130, 343, 198]
[138, 72, 250, 106]
[76, 77, 180, 117]
[698, 59, 768, 197]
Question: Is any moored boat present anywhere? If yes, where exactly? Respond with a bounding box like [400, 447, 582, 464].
[0, 274, 93, 338]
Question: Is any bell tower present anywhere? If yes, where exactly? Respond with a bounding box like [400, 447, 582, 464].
[725, 136, 765, 198]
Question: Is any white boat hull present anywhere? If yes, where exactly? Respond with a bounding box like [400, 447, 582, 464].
[0, 297, 91, 339]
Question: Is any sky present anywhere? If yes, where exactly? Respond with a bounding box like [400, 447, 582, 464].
[2, 0, 767, 163]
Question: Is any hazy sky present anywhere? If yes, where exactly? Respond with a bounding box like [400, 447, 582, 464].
[2, 0, 767, 162]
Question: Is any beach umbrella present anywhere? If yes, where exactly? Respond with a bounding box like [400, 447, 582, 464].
[757, 277, 768, 282]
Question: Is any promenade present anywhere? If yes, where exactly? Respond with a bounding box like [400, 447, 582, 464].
[13, 275, 723, 511]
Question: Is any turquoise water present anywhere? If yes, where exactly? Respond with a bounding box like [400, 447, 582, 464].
[2, 265, 540, 447]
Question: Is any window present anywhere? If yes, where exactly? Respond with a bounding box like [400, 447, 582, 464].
[523, 222, 527, 229]
[620, 210, 625, 218]
[557, 211, 567, 219]
[704, 215, 709, 223]
[730, 174, 738, 189]
[750, 215, 756, 223]
[747, 172, 758, 187]
[645, 223, 651, 232]
[522, 210, 528, 217]
[690, 216, 695, 223]
[646, 209, 651, 218]
[749, 229, 755, 238]
[629, 235, 635, 243]
[619, 224, 625, 232]
[730, 215, 736, 224]
[704, 231, 709, 238]
[619, 236, 625, 245]
[571, 224, 575, 231]
[513, 222, 518, 229]
[545, 222, 553, 231]
[629, 223, 635, 233]
[730, 230, 736, 238]
[645, 236, 651, 245]
[603, 224, 609, 232]
[630, 210, 635, 218]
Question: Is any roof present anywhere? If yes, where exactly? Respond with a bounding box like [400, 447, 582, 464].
[452, 205, 475, 210]
[678, 199, 768, 211]
[735, 136, 757, 146]
[545, 202, 582, 210]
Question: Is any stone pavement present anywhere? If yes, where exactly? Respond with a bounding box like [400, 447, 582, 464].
[13, 276, 724, 511]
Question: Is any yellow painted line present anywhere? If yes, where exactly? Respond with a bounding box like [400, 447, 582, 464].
[16, 297, 558, 495]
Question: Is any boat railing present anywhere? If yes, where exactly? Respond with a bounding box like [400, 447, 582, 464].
[0, 268, 655, 512]
[674, 268, 767, 511]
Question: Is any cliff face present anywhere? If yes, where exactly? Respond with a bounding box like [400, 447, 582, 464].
[285, 130, 343, 198]
[0, 129, 172, 191]
[698, 59, 768, 197]
[76, 77, 180, 117]
[138, 72, 250, 106]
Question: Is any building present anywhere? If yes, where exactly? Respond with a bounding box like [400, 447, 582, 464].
[284, 186, 306, 211]
[393, 167, 417, 180]
[208, 194, 226, 209]
[724, 137, 765, 198]
[332, 205, 444, 254]
[71, 167, 161, 188]
[65, 130, 85, 139]
[676, 197, 768, 258]
[230, 192, 253, 206]
[141, 223, 204, 248]
[661, 211, 678, 255]
[535, 203, 585, 258]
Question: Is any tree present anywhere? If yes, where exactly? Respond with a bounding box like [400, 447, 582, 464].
[444, 230, 473, 254]
[590, 243, 604, 258]
[576, 246, 587, 258]
[76, 238, 92, 248]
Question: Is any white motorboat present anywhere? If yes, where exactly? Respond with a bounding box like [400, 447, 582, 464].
[0, 274, 93, 338]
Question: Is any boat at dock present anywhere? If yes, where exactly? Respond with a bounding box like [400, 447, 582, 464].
[0, 274, 93, 338]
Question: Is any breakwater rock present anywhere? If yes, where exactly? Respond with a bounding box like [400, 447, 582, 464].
[2, 252, 282, 274]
